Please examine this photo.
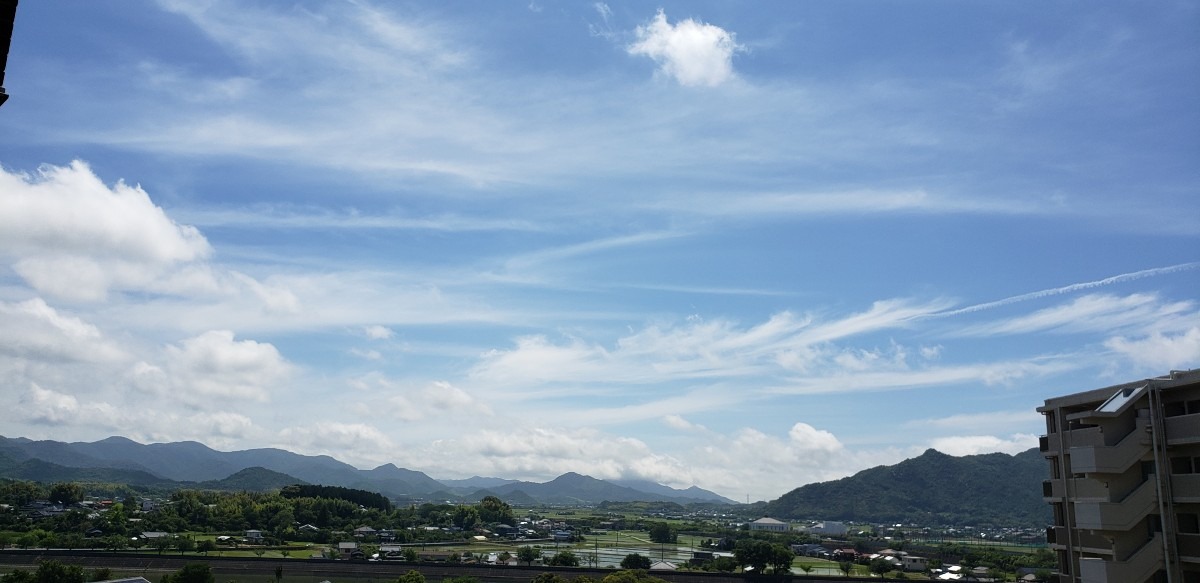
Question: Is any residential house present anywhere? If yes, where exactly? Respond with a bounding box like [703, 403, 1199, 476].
[244, 529, 264, 543]
[902, 555, 929, 572]
[335, 541, 362, 559]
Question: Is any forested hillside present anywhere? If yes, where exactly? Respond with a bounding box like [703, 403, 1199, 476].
[763, 448, 1049, 527]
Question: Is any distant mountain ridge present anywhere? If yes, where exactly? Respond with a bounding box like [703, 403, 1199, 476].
[0, 435, 734, 505]
[761, 447, 1049, 527]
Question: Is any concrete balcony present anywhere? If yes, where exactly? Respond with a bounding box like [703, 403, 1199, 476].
[1174, 474, 1200, 503]
[1078, 534, 1163, 583]
[1179, 533, 1200, 562]
[1042, 433, 1061, 456]
[1073, 479, 1157, 531]
[1166, 412, 1200, 445]
[1045, 526, 1111, 553]
[1044, 478, 1110, 501]
[1068, 420, 1150, 474]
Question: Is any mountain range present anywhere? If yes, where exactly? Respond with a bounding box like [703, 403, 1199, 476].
[0, 435, 1051, 525]
[0, 435, 736, 505]
[761, 447, 1050, 526]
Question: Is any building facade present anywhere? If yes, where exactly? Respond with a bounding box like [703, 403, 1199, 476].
[749, 517, 790, 532]
[1039, 369, 1200, 583]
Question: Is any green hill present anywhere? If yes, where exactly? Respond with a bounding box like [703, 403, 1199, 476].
[197, 467, 307, 491]
[762, 448, 1049, 527]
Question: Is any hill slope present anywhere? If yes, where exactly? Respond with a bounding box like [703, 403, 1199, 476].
[762, 448, 1048, 527]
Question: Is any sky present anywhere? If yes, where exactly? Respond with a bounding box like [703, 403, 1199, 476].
[0, 1, 1197, 503]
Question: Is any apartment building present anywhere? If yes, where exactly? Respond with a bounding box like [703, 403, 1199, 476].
[1039, 369, 1200, 583]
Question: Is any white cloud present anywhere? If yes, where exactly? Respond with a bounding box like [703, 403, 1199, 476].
[928, 433, 1039, 457]
[470, 300, 949, 390]
[347, 376, 492, 422]
[364, 325, 394, 340]
[426, 427, 693, 486]
[276, 422, 396, 466]
[158, 330, 292, 404]
[1105, 327, 1200, 371]
[0, 298, 125, 363]
[0, 161, 211, 302]
[960, 293, 1195, 337]
[662, 414, 707, 432]
[916, 410, 1043, 432]
[628, 10, 742, 87]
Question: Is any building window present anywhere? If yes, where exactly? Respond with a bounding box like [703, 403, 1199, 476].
[1179, 513, 1200, 535]
[1171, 456, 1194, 474]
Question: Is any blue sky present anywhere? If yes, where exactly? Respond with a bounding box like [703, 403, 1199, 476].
[0, 0, 1197, 502]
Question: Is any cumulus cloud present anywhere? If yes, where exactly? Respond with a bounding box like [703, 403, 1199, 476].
[0, 161, 211, 301]
[0, 298, 125, 363]
[627, 10, 742, 87]
[142, 330, 291, 404]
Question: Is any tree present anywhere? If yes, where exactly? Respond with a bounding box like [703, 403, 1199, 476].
[769, 544, 794, 574]
[403, 548, 419, 562]
[647, 522, 676, 544]
[549, 550, 579, 567]
[798, 564, 812, 575]
[153, 536, 172, 555]
[104, 535, 127, 553]
[48, 483, 84, 506]
[734, 539, 776, 574]
[176, 536, 195, 555]
[0, 569, 34, 583]
[478, 495, 515, 525]
[621, 554, 652, 570]
[837, 562, 852, 577]
[169, 563, 214, 583]
[62, 533, 84, 551]
[599, 571, 669, 583]
[397, 570, 426, 583]
[12, 560, 86, 583]
[498, 551, 512, 563]
[711, 557, 738, 572]
[530, 574, 567, 583]
[89, 567, 113, 582]
[868, 558, 893, 577]
[517, 545, 540, 565]
[197, 540, 216, 556]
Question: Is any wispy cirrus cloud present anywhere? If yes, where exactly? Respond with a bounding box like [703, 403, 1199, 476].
[958, 293, 1196, 337]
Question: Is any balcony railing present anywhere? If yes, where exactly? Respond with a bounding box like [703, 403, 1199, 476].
[1077, 534, 1163, 583]
[1073, 478, 1157, 531]
[1174, 474, 1200, 503]
[1166, 412, 1200, 445]
[1179, 533, 1200, 561]
[1068, 418, 1150, 474]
